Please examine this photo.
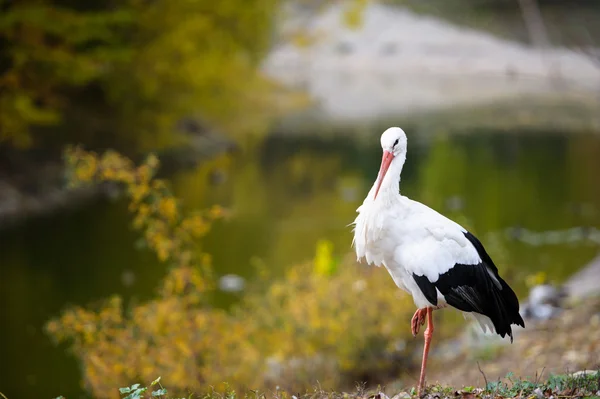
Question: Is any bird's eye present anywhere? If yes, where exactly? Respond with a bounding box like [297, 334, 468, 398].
[393, 139, 399, 147]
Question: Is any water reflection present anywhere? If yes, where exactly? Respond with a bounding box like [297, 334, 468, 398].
[1, 129, 599, 398]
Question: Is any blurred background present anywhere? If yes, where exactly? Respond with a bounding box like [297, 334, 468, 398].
[1, 0, 600, 398]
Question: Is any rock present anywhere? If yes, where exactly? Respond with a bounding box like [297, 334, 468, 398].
[370, 392, 389, 399]
[570, 370, 600, 377]
[533, 388, 545, 399]
[520, 284, 567, 321]
[529, 285, 567, 307]
[218, 274, 246, 292]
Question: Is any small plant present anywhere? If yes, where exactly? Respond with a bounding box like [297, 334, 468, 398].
[483, 370, 600, 398]
[119, 383, 148, 399]
[118, 377, 180, 399]
[150, 377, 169, 397]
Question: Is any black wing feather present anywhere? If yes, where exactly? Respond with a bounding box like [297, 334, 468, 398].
[413, 231, 525, 342]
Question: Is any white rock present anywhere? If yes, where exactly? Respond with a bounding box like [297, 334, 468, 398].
[218, 274, 246, 292]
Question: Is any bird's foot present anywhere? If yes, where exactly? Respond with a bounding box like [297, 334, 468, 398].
[411, 308, 427, 337]
[417, 386, 424, 398]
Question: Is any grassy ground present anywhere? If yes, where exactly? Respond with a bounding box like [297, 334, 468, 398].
[114, 370, 600, 399]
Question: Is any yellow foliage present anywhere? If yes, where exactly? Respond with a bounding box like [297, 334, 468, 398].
[526, 271, 548, 288]
[48, 258, 418, 398]
[64, 146, 221, 271]
[158, 198, 178, 224]
[46, 149, 419, 398]
[313, 239, 336, 276]
[231, 259, 417, 392]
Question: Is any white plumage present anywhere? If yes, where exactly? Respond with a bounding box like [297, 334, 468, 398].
[351, 127, 524, 396]
[355, 196, 481, 306]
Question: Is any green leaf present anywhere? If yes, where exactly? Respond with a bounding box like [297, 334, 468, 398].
[152, 388, 168, 396]
[131, 384, 140, 390]
[124, 390, 145, 399]
[120, 387, 132, 394]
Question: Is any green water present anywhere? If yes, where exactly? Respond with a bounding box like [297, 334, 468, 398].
[1, 128, 600, 398]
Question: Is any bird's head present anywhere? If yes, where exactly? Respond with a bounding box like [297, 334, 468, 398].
[374, 127, 407, 199]
[380, 126, 407, 156]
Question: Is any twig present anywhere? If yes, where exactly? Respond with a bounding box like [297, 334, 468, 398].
[477, 361, 489, 389]
[0, 392, 8, 399]
[534, 367, 546, 386]
[355, 381, 366, 398]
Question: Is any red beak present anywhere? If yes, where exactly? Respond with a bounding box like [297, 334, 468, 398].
[374, 150, 395, 199]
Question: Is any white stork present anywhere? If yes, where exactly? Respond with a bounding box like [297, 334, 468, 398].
[352, 127, 524, 396]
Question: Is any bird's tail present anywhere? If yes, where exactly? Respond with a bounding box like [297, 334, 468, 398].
[488, 276, 525, 342]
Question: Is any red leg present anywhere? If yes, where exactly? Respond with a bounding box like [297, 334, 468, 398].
[411, 308, 427, 337]
[417, 307, 434, 397]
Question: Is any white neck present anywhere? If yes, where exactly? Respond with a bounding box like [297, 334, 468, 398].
[369, 152, 406, 203]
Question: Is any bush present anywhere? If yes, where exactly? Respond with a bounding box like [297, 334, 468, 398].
[46, 149, 419, 398]
[0, 0, 301, 150]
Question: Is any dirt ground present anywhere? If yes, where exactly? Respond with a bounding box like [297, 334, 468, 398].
[398, 296, 600, 390]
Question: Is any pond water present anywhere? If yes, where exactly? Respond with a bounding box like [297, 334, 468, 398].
[1, 127, 600, 399]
